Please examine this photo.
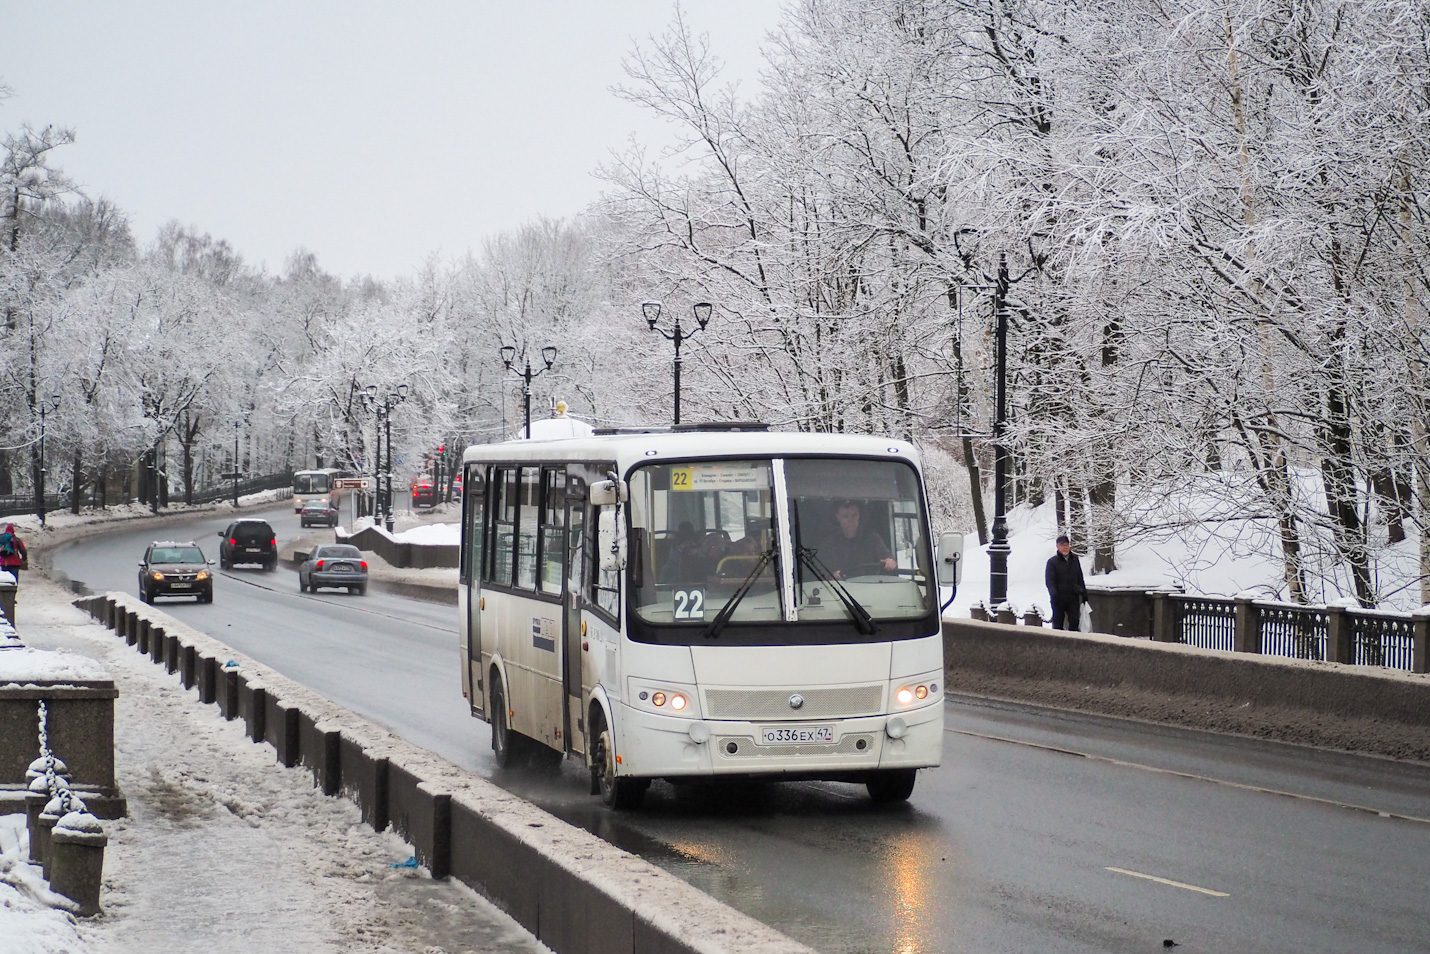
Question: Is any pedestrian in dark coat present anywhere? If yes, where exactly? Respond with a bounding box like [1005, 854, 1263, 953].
[1044, 534, 1086, 631]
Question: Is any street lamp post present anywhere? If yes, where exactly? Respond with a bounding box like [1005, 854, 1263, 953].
[35, 394, 60, 526]
[987, 254, 1012, 608]
[500, 345, 557, 439]
[232, 422, 240, 508]
[643, 301, 713, 425]
[361, 383, 409, 532]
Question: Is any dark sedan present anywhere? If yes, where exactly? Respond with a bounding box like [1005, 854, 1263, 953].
[411, 477, 437, 509]
[300, 501, 339, 528]
[298, 544, 368, 595]
[138, 541, 215, 603]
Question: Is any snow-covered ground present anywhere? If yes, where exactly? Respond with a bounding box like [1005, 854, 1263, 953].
[0, 577, 550, 954]
[950, 480, 1427, 619]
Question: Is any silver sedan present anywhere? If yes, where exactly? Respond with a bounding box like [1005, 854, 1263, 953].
[298, 544, 369, 595]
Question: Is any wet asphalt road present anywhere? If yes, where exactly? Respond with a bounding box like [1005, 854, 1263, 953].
[51, 505, 1430, 954]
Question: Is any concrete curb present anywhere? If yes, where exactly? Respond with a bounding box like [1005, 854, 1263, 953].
[943, 617, 1430, 761]
[74, 592, 815, 954]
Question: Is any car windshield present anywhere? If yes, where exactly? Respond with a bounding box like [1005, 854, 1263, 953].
[151, 547, 204, 564]
[294, 474, 330, 494]
[317, 546, 362, 559]
[627, 457, 934, 635]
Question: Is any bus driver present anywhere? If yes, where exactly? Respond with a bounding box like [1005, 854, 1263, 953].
[820, 500, 896, 580]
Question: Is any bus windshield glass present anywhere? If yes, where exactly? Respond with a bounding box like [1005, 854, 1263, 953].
[628, 457, 933, 633]
[294, 473, 331, 494]
[785, 458, 934, 624]
[630, 461, 778, 627]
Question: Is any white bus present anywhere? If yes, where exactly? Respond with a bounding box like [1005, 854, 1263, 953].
[292, 468, 348, 513]
[457, 428, 960, 809]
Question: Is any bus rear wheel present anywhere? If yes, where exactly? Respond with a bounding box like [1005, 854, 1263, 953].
[866, 769, 917, 804]
[490, 675, 521, 768]
[591, 714, 647, 810]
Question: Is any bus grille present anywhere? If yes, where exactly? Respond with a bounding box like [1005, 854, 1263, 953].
[716, 734, 876, 758]
[703, 685, 884, 720]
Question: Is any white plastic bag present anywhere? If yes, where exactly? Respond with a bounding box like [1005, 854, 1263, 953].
[1078, 602, 1092, 633]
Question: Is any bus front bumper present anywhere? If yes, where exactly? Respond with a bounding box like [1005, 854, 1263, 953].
[614, 702, 943, 780]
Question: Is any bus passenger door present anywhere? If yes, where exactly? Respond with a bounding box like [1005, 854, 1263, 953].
[463, 463, 486, 719]
[563, 474, 587, 757]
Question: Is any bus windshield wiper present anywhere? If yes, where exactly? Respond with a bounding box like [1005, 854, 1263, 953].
[701, 549, 775, 640]
[796, 546, 878, 636]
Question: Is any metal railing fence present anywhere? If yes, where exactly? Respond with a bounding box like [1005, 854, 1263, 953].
[0, 472, 292, 519]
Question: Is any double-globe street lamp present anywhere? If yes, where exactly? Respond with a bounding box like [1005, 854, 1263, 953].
[34, 393, 60, 526]
[362, 383, 409, 532]
[500, 345, 556, 440]
[642, 301, 713, 425]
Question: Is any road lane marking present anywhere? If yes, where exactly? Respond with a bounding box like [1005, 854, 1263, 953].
[1105, 867, 1229, 897]
[948, 728, 1430, 825]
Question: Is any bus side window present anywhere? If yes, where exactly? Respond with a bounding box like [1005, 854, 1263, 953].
[460, 464, 485, 586]
[516, 467, 541, 590]
[586, 503, 620, 619]
[540, 468, 565, 596]
[567, 475, 586, 595]
[489, 467, 517, 587]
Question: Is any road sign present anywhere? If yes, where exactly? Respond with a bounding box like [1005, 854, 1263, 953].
[334, 477, 372, 490]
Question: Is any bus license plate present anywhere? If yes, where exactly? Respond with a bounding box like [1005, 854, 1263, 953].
[759, 725, 834, 745]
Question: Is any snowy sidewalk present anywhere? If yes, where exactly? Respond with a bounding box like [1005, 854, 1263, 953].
[1, 575, 550, 954]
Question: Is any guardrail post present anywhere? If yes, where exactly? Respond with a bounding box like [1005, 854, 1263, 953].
[1234, 597, 1260, 655]
[1413, 609, 1429, 675]
[1150, 591, 1176, 642]
[1325, 603, 1352, 665]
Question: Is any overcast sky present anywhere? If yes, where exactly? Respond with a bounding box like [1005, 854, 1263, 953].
[1, 1, 778, 280]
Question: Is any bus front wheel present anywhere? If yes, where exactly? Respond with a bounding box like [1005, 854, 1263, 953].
[866, 769, 917, 804]
[591, 713, 647, 810]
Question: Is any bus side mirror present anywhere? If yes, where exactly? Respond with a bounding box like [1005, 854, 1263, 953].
[598, 509, 626, 572]
[936, 531, 965, 586]
[589, 479, 627, 506]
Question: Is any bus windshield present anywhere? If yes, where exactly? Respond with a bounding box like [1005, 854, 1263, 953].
[628, 457, 933, 634]
[294, 473, 331, 494]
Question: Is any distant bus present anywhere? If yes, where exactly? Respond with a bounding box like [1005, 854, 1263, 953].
[457, 427, 960, 810]
[292, 468, 350, 513]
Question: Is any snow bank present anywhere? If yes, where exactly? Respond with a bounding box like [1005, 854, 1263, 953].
[0, 647, 110, 686]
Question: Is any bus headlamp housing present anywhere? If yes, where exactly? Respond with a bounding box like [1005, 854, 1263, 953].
[891, 675, 941, 710]
[630, 679, 700, 719]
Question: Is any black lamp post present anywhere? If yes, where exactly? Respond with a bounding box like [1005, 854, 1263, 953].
[643, 301, 713, 425]
[988, 253, 1012, 608]
[362, 383, 409, 531]
[231, 421, 240, 508]
[35, 393, 60, 526]
[500, 345, 556, 439]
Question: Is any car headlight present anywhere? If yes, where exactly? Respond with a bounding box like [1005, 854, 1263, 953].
[150, 571, 165, 581]
[195, 571, 209, 581]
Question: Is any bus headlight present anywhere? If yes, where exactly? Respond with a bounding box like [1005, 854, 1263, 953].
[892, 677, 939, 709]
[631, 679, 700, 718]
[886, 717, 908, 739]
[687, 722, 711, 743]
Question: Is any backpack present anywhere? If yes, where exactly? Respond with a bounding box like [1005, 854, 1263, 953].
[0, 535, 14, 557]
